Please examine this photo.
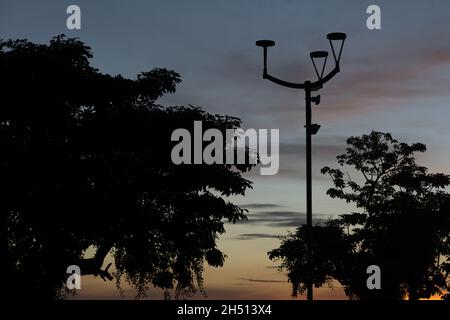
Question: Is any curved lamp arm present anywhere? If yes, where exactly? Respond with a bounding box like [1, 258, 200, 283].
[256, 32, 345, 91]
[263, 73, 307, 89]
[262, 60, 339, 91]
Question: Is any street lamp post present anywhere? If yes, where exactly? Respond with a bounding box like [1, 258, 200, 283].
[256, 33, 346, 301]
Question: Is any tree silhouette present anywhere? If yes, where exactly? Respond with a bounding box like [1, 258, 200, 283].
[269, 131, 450, 300]
[0, 36, 254, 299]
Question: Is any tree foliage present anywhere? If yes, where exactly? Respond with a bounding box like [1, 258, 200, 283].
[269, 131, 450, 300]
[0, 36, 254, 298]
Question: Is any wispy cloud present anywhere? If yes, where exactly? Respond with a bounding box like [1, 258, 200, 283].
[243, 139, 347, 180]
[314, 29, 450, 121]
[238, 278, 286, 283]
[234, 233, 280, 240]
[196, 25, 450, 129]
[241, 203, 283, 209]
[279, 141, 346, 157]
[234, 210, 331, 228]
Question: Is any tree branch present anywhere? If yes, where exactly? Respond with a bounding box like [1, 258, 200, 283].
[78, 242, 114, 281]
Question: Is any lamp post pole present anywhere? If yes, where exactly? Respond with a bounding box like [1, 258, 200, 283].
[256, 33, 346, 301]
[305, 81, 313, 301]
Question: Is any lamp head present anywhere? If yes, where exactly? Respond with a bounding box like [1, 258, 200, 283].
[310, 51, 329, 80]
[310, 51, 328, 59]
[326, 32, 347, 64]
[327, 32, 347, 41]
[256, 40, 275, 48]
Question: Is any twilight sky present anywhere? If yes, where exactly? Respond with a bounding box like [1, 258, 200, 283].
[2, 0, 450, 299]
